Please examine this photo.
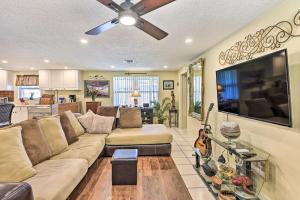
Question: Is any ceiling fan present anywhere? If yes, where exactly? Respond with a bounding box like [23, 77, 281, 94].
[85, 0, 175, 40]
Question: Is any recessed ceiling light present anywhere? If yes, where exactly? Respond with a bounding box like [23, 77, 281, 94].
[1, 60, 8, 64]
[64, 66, 69, 69]
[163, 65, 168, 69]
[30, 67, 34, 70]
[44, 59, 49, 63]
[111, 65, 115, 69]
[185, 38, 193, 44]
[80, 39, 88, 44]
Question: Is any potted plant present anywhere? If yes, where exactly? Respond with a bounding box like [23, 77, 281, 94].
[153, 97, 171, 124]
[88, 88, 98, 101]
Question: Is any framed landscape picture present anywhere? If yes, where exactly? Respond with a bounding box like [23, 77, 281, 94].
[84, 80, 110, 98]
[163, 80, 174, 90]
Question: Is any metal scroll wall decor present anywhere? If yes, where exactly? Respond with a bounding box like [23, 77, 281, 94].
[219, 10, 300, 65]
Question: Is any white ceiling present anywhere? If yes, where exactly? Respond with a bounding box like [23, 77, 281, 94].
[0, 0, 281, 71]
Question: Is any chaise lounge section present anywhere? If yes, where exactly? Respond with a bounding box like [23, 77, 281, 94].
[106, 124, 173, 156]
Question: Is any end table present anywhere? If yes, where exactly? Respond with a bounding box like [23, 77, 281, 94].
[169, 109, 178, 128]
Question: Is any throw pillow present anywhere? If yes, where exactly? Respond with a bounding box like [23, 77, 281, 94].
[14, 119, 52, 165]
[60, 113, 79, 145]
[64, 110, 85, 136]
[78, 110, 95, 133]
[90, 115, 115, 134]
[38, 117, 68, 156]
[119, 108, 142, 128]
[0, 127, 37, 182]
[96, 106, 119, 129]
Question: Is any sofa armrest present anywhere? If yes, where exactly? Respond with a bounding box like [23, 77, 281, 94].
[0, 182, 33, 200]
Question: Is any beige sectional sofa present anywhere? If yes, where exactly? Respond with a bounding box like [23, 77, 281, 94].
[0, 112, 173, 200]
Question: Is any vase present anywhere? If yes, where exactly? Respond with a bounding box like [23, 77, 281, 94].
[91, 95, 96, 102]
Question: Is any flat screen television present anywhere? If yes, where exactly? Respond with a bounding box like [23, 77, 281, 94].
[216, 49, 292, 127]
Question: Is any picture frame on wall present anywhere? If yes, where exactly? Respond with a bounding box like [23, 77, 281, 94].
[163, 80, 174, 90]
[84, 80, 110, 98]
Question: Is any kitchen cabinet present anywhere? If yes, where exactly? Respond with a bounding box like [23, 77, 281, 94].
[50, 70, 64, 90]
[39, 70, 81, 90]
[63, 70, 80, 90]
[0, 70, 13, 90]
[39, 70, 51, 90]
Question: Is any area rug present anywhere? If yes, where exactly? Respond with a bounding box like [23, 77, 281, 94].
[74, 156, 192, 200]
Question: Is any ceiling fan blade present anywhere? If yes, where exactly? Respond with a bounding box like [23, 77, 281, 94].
[132, 0, 175, 16]
[85, 18, 119, 35]
[97, 0, 123, 12]
[135, 18, 168, 40]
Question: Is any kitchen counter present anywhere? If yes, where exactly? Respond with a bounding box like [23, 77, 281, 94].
[12, 104, 58, 124]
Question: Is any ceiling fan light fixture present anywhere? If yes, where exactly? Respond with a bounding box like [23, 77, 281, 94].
[119, 10, 137, 26]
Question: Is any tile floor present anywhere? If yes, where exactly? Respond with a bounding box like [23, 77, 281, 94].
[170, 128, 215, 200]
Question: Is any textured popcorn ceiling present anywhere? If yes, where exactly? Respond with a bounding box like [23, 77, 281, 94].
[0, 0, 281, 71]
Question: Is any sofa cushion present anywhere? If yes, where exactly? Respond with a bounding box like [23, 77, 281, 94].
[119, 108, 142, 128]
[60, 113, 79, 145]
[77, 110, 95, 133]
[25, 159, 88, 200]
[90, 115, 114, 134]
[64, 110, 85, 136]
[0, 127, 37, 182]
[14, 119, 52, 165]
[51, 134, 106, 167]
[96, 106, 119, 129]
[106, 124, 173, 145]
[38, 118, 68, 156]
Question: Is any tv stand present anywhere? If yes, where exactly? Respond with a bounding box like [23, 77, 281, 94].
[194, 135, 270, 200]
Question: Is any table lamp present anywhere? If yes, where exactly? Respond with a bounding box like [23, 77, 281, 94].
[131, 90, 141, 107]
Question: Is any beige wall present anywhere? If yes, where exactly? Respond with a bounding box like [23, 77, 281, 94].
[181, 1, 300, 199]
[45, 71, 179, 112]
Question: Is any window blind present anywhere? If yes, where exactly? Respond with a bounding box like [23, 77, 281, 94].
[113, 76, 160, 106]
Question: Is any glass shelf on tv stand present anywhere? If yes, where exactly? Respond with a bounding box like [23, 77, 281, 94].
[193, 135, 270, 200]
[208, 135, 270, 162]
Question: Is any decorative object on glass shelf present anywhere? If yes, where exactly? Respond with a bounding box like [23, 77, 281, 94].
[219, 10, 300, 65]
[163, 80, 174, 90]
[131, 89, 141, 107]
[218, 190, 235, 200]
[153, 97, 171, 124]
[220, 114, 241, 143]
[232, 175, 255, 195]
[218, 150, 226, 164]
[218, 164, 235, 180]
[202, 158, 218, 177]
[84, 80, 110, 98]
[211, 176, 223, 190]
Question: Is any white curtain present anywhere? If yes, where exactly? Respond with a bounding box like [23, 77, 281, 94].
[113, 76, 160, 106]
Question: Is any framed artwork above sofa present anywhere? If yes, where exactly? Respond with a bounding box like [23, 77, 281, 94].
[84, 80, 110, 98]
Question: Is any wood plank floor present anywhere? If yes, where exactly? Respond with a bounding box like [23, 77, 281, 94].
[75, 157, 192, 200]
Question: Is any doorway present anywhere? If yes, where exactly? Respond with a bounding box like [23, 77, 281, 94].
[180, 72, 188, 129]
